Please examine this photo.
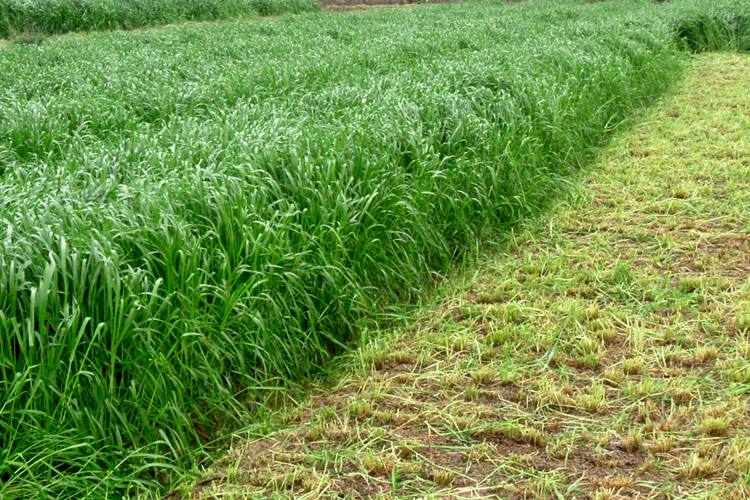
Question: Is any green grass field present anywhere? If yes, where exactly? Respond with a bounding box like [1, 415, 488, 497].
[193, 52, 750, 498]
[0, 0, 749, 497]
[0, 0, 319, 39]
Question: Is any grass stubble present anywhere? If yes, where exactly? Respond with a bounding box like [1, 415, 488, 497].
[0, 0, 748, 497]
[193, 52, 750, 499]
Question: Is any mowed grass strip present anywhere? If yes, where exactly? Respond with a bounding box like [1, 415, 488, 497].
[191, 53, 750, 498]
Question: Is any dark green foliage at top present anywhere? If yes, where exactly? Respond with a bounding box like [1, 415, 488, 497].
[0, 0, 319, 38]
[0, 0, 747, 497]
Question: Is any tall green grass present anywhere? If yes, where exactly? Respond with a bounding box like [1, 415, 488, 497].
[673, 0, 750, 51]
[0, 0, 748, 497]
[0, 0, 318, 39]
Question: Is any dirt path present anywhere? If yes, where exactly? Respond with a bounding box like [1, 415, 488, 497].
[191, 53, 750, 498]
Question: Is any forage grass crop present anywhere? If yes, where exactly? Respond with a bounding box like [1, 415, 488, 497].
[0, 0, 748, 497]
[0, 0, 319, 39]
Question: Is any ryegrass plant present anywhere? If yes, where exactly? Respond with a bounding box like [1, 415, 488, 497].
[0, 0, 747, 497]
[0, 0, 318, 39]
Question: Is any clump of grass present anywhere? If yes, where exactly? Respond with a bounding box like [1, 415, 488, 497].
[579, 384, 609, 413]
[473, 421, 549, 448]
[470, 366, 496, 386]
[681, 453, 719, 479]
[698, 416, 731, 437]
[361, 452, 394, 477]
[595, 475, 635, 491]
[678, 276, 704, 293]
[648, 435, 675, 454]
[622, 357, 645, 375]
[620, 431, 643, 453]
[347, 400, 375, 419]
[430, 469, 456, 487]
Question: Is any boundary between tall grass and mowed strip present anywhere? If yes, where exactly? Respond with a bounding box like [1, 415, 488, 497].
[0, 0, 748, 497]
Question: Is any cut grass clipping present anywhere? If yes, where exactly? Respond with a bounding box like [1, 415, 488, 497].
[0, 0, 748, 497]
[196, 52, 750, 498]
[0, 0, 319, 40]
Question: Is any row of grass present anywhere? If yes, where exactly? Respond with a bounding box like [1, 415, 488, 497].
[0, 0, 748, 497]
[674, 2, 750, 51]
[0, 0, 319, 39]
